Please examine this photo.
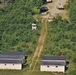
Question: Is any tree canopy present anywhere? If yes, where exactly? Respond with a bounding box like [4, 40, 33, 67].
[0, 0, 44, 54]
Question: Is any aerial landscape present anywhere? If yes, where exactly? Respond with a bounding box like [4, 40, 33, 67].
[0, 0, 76, 75]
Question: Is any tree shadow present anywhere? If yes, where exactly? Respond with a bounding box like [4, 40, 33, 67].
[22, 56, 28, 69]
[22, 63, 28, 69]
[65, 61, 69, 71]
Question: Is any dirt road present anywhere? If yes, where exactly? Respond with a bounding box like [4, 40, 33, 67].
[30, 18, 47, 71]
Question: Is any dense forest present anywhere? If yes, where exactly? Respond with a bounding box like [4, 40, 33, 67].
[0, 0, 45, 54]
[43, 0, 76, 74]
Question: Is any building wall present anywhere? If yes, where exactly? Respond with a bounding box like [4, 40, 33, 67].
[0, 64, 22, 70]
[32, 27, 37, 30]
[40, 65, 65, 73]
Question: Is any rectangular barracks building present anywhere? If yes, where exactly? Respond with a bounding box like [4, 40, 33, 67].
[0, 51, 25, 70]
[40, 56, 66, 73]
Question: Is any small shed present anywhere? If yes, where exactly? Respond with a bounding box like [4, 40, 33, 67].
[40, 56, 66, 73]
[46, 0, 52, 3]
[32, 23, 37, 30]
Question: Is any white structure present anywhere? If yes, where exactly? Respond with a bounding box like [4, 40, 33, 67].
[0, 60, 22, 70]
[0, 51, 26, 70]
[46, 0, 52, 3]
[40, 56, 66, 73]
[32, 23, 37, 30]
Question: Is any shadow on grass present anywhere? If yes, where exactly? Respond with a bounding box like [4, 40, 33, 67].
[65, 61, 69, 71]
[22, 56, 29, 69]
[22, 64, 29, 69]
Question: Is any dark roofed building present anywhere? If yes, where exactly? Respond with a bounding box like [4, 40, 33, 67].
[40, 56, 66, 73]
[0, 60, 22, 64]
[42, 56, 66, 60]
[1, 51, 25, 55]
[0, 51, 26, 70]
[0, 55, 22, 60]
[41, 61, 66, 66]
[1, 51, 25, 59]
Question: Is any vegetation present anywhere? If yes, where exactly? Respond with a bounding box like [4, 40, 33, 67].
[0, 0, 45, 54]
[0, 0, 76, 75]
[68, 70, 76, 75]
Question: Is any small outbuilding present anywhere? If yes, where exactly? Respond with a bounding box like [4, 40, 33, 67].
[46, 0, 52, 3]
[32, 23, 37, 30]
[40, 56, 66, 73]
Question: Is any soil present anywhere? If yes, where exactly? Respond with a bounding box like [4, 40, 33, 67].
[42, 0, 69, 19]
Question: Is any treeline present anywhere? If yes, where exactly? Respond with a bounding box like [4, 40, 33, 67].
[0, 0, 45, 54]
[43, 0, 76, 74]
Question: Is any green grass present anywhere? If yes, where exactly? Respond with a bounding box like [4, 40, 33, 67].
[0, 70, 22, 75]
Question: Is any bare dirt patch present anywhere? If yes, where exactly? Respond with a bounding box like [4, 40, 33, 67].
[42, 0, 69, 19]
